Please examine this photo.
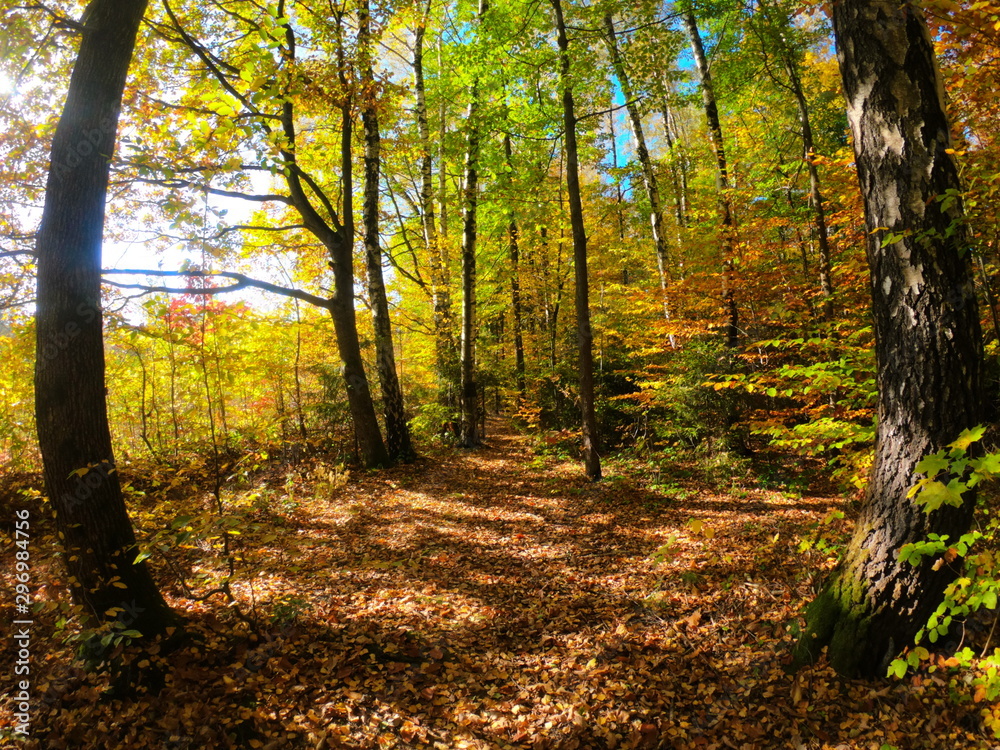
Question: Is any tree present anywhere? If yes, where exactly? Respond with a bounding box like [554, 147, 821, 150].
[602, 12, 672, 320]
[503, 131, 527, 399]
[359, 0, 415, 463]
[552, 0, 600, 480]
[750, 0, 835, 320]
[33, 0, 178, 637]
[413, 1, 460, 419]
[160, 0, 390, 467]
[683, 4, 739, 348]
[792, 0, 983, 678]
[458, 0, 488, 449]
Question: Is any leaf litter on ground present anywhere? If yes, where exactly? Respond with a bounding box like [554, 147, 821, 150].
[0, 420, 994, 749]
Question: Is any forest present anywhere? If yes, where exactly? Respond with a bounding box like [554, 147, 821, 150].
[2, 0, 1000, 747]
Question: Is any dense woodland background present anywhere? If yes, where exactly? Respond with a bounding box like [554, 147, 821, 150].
[4, 0, 1000, 747]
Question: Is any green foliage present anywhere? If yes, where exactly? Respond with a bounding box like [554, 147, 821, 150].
[890, 427, 1000, 735]
[735, 328, 877, 490]
[408, 401, 457, 446]
[626, 337, 751, 453]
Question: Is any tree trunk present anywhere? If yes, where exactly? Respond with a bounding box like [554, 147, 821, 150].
[271, 8, 389, 468]
[788, 67, 835, 322]
[360, 0, 414, 463]
[438, 36, 449, 240]
[459, 2, 485, 449]
[552, 0, 601, 481]
[607, 105, 626, 241]
[683, 7, 739, 348]
[326, 103, 389, 468]
[414, 10, 459, 416]
[603, 13, 671, 320]
[758, 0, 836, 320]
[33, 0, 178, 637]
[659, 83, 689, 233]
[504, 132, 527, 400]
[793, 0, 983, 678]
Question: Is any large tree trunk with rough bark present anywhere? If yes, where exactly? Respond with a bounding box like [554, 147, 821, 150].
[603, 13, 672, 320]
[360, 0, 414, 463]
[552, 0, 601, 481]
[34, 0, 178, 637]
[793, 0, 983, 678]
[683, 6, 739, 348]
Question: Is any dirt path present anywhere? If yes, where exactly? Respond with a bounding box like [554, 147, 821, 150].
[18, 421, 992, 749]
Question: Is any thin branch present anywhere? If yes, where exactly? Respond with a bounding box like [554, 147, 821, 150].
[102, 269, 332, 310]
[577, 98, 641, 123]
[126, 176, 294, 204]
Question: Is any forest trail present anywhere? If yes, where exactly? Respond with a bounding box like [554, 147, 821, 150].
[21, 421, 990, 749]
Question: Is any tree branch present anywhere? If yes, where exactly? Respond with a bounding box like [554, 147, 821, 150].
[125, 176, 294, 204]
[102, 269, 332, 310]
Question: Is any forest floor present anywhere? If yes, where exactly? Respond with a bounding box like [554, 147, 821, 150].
[1, 420, 996, 749]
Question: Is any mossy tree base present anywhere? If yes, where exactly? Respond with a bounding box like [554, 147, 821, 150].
[792, 573, 878, 678]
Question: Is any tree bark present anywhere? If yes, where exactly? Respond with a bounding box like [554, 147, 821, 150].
[504, 132, 527, 400]
[793, 0, 983, 678]
[360, 0, 414, 463]
[33, 0, 178, 637]
[414, 8, 459, 415]
[459, 0, 486, 449]
[683, 6, 739, 347]
[552, 0, 601, 480]
[603, 13, 671, 320]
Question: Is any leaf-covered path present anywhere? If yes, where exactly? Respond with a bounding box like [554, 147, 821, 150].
[10, 421, 992, 748]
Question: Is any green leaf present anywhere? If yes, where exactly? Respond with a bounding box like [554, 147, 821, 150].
[972, 452, 1000, 477]
[887, 659, 907, 679]
[914, 453, 950, 478]
[949, 425, 986, 451]
[915, 479, 965, 512]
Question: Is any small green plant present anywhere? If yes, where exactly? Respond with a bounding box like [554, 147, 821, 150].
[888, 426, 1000, 735]
[270, 594, 312, 626]
[797, 509, 847, 561]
